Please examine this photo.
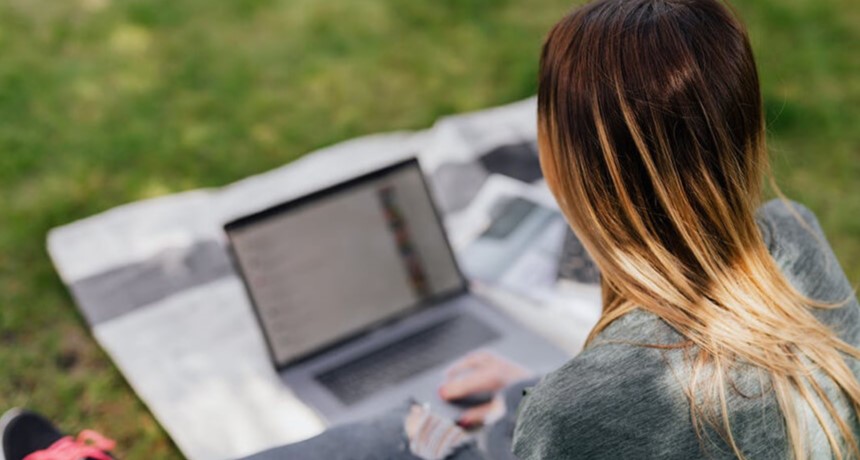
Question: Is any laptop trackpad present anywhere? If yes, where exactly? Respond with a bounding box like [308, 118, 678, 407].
[315, 314, 499, 406]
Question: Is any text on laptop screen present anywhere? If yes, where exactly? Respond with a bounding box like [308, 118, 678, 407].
[227, 163, 465, 366]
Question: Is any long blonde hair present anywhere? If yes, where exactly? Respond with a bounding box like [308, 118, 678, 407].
[538, 0, 860, 457]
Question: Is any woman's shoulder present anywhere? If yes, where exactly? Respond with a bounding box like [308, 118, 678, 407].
[521, 311, 685, 413]
[522, 310, 684, 401]
[757, 198, 859, 340]
[511, 310, 702, 459]
[757, 199, 849, 299]
[757, 198, 825, 259]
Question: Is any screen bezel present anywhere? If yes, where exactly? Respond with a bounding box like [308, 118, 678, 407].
[224, 157, 469, 370]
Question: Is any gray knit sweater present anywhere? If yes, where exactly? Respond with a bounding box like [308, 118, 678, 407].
[510, 199, 860, 459]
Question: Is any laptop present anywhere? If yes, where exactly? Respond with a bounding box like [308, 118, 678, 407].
[224, 158, 569, 424]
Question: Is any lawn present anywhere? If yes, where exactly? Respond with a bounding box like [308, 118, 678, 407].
[0, 0, 857, 458]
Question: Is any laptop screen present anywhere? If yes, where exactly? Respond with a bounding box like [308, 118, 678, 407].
[226, 160, 466, 367]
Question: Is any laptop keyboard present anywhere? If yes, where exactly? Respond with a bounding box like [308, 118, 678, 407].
[315, 314, 500, 405]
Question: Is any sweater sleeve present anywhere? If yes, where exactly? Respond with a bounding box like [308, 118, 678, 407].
[758, 199, 860, 343]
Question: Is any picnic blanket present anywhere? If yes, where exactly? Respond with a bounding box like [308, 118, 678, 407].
[47, 98, 601, 460]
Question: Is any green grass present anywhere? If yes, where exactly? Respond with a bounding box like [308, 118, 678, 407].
[0, 0, 856, 458]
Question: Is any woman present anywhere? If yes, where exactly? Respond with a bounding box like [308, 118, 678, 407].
[514, 0, 860, 458]
[4, 0, 858, 459]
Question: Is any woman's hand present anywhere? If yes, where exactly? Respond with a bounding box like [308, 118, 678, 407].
[439, 351, 533, 428]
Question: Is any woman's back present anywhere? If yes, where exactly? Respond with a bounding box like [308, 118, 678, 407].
[512, 201, 860, 459]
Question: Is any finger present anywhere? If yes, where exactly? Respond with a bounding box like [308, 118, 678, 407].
[456, 403, 495, 428]
[439, 369, 502, 401]
[444, 351, 494, 378]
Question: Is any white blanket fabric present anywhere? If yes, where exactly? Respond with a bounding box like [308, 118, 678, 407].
[47, 98, 601, 460]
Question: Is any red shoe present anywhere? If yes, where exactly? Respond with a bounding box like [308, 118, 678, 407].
[1, 409, 115, 460]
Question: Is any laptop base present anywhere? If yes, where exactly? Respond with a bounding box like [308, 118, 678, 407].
[280, 292, 569, 425]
